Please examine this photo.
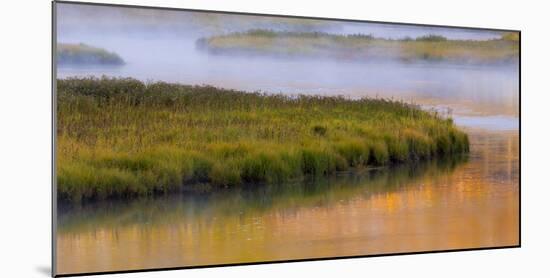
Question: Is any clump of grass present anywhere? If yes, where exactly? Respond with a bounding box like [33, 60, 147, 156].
[57, 43, 125, 65]
[197, 29, 519, 64]
[57, 77, 469, 202]
[312, 125, 327, 136]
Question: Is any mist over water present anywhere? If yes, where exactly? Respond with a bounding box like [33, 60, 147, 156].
[57, 3, 518, 130]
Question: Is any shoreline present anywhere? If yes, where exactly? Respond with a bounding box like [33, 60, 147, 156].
[58, 153, 469, 206]
[57, 152, 469, 210]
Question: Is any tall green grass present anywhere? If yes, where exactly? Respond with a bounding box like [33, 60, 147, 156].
[197, 30, 519, 64]
[57, 77, 469, 202]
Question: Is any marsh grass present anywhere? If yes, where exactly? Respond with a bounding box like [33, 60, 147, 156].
[197, 30, 519, 64]
[57, 77, 469, 202]
[57, 43, 125, 65]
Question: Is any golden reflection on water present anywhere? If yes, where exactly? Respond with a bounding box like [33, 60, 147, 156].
[56, 130, 519, 275]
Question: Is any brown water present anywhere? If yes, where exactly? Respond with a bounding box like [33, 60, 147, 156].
[56, 129, 519, 274]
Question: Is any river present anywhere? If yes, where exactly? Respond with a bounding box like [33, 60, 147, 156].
[56, 129, 518, 274]
[55, 3, 519, 275]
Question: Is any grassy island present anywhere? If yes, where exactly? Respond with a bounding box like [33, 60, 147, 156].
[57, 77, 469, 202]
[196, 30, 519, 64]
[57, 43, 125, 65]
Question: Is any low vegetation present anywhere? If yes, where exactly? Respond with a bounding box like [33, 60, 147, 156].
[57, 43, 125, 65]
[196, 30, 519, 64]
[57, 77, 469, 202]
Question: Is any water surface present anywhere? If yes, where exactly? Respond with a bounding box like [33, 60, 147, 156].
[57, 130, 518, 274]
[56, 3, 519, 275]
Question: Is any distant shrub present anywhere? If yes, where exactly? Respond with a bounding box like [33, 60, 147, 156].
[415, 35, 448, 42]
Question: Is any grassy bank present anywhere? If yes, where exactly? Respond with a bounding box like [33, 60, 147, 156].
[197, 30, 519, 64]
[57, 77, 469, 202]
[57, 43, 125, 65]
[59, 156, 466, 232]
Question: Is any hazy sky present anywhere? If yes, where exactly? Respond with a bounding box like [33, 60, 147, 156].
[57, 3, 504, 40]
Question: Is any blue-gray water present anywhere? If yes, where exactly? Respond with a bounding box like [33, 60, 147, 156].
[57, 3, 519, 127]
[57, 34, 519, 129]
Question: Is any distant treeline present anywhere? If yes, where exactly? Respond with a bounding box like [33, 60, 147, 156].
[197, 29, 519, 64]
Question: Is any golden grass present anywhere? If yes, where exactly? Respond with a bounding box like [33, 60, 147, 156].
[57, 77, 469, 202]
